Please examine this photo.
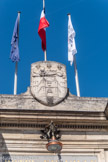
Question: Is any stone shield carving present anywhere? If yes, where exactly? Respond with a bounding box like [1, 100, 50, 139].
[30, 61, 68, 106]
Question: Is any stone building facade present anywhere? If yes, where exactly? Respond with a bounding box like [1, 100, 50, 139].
[0, 61, 108, 162]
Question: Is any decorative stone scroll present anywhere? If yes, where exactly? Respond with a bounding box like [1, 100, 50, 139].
[30, 61, 68, 106]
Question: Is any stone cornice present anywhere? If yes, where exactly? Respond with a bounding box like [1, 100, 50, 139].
[0, 108, 108, 132]
[0, 88, 108, 112]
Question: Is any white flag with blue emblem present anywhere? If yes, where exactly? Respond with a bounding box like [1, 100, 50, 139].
[68, 15, 77, 65]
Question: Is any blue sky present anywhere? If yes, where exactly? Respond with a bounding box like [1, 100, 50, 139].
[0, 0, 108, 97]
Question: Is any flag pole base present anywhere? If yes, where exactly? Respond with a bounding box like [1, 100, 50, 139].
[44, 50, 47, 61]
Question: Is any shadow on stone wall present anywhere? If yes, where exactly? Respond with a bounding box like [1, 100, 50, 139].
[58, 153, 64, 162]
[0, 133, 12, 162]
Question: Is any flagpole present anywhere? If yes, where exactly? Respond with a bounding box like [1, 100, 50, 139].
[44, 50, 47, 61]
[43, 0, 45, 11]
[14, 11, 21, 95]
[14, 62, 18, 95]
[73, 55, 80, 97]
[43, 0, 47, 61]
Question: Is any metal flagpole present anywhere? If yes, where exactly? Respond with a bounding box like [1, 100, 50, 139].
[14, 11, 21, 95]
[44, 50, 47, 61]
[73, 55, 80, 97]
[14, 62, 18, 95]
[43, 0, 47, 61]
[43, 0, 45, 11]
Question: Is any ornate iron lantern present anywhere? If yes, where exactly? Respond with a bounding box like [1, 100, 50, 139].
[40, 121, 63, 152]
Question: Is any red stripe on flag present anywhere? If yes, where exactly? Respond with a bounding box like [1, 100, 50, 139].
[38, 12, 49, 51]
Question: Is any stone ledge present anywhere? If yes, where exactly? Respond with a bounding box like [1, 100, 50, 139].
[0, 87, 108, 112]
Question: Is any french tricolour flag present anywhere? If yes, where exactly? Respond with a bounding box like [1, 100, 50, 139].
[38, 10, 49, 51]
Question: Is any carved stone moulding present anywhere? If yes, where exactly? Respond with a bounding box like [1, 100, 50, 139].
[0, 122, 108, 131]
[30, 61, 68, 106]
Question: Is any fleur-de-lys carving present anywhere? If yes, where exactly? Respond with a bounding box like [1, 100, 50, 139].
[47, 63, 52, 69]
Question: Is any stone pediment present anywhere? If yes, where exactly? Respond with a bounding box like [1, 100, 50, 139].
[0, 88, 108, 133]
[0, 60, 108, 116]
[0, 87, 107, 113]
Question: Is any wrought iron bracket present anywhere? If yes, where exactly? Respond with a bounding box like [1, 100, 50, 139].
[40, 121, 61, 141]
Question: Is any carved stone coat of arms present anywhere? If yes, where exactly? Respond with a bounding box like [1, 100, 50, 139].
[30, 61, 68, 106]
